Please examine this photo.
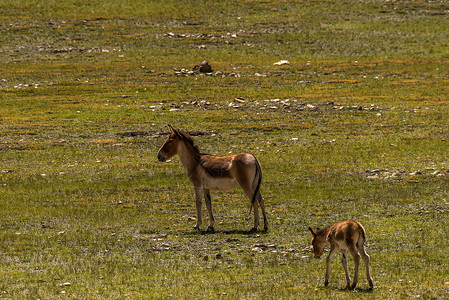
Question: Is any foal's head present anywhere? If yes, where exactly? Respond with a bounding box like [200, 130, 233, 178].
[157, 125, 182, 162]
[309, 227, 327, 259]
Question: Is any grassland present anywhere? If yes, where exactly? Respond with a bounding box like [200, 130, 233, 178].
[1, 0, 449, 299]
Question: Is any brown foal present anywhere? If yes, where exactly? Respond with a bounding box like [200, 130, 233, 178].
[309, 220, 373, 290]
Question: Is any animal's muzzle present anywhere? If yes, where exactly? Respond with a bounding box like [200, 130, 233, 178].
[157, 152, 166, 162]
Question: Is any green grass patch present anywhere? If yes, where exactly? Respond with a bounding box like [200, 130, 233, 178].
[1, 0, 448, 298]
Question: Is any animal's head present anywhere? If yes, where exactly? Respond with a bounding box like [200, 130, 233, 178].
[157, 125, 182, 162]
[309, 227, 326, 259]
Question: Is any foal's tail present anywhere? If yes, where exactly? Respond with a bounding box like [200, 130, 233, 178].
[249, 157, 262, 214]
[359, 223, 367, 248]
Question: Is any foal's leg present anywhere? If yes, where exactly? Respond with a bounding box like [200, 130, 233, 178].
[203, 189, 215, 232]
[341, 250, 351, 290]
[358, 244, 374, 289]
[349, 246, 360, 289]
[325, 245, 338, 287]
[193, 187, 203, 230]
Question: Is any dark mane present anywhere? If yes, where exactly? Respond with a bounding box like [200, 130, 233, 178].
[177, 129, 201, 155]
[178, 129, 231, 177]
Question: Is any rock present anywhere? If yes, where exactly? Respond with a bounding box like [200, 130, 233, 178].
[254, 244, 274, 250]
[193, 61, 213, 73]
[227, 72, 240, 77]
[251, 247, 264, 253]
[183, 215, 197, 222]
[254, 72, 267, 77]
[274, 60, 290, 66]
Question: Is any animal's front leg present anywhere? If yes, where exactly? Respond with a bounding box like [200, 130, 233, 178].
[193, 187, 203, 231]
[325, 246, 337, 287]
[204, 189, 215, 232]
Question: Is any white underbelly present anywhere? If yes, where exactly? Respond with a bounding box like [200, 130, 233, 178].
[203, 177, 239, 191]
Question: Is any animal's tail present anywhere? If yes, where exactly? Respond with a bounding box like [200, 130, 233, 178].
[360, 223, 367, 247]
[249, 157, 262, 214]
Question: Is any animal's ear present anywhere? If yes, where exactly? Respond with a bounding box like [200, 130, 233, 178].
[308, 227, 317, 237]
[167, 124, 181, 137]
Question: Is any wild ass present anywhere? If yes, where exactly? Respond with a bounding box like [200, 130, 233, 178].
[157, 125, 268, 232]
[308, 220, 373, 290]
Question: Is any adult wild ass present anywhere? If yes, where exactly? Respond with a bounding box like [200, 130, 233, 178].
[157, 125, 268, 232]
[309, 220, 373, 290]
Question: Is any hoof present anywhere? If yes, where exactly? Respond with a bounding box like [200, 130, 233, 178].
[206, 226, 215, 233]
[263, 226, 268, 232]
[249, 227, 257, 233]
[324, 280, 329, 287]
[193, 226, 201, 232]
[368, 282, 374, 290]
[350, 283, 357, 290]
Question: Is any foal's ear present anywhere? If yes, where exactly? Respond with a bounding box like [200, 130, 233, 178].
[308, 227, 317, 237]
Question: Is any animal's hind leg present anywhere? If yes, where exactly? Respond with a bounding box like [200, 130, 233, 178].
[251, 198, 260, 232]
[257, 192, 268, 231]
[239, 181, 260, 232]
[244, 186, 260, 231]
[204, 189, 215, 232]
[341, 251, 351, 290]
[358, 243, 374, 289]
[349, 246, 360, 289]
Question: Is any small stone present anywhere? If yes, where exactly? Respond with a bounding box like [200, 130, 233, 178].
[183, 215, 197, 222]
[274, 60, 290, 65]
